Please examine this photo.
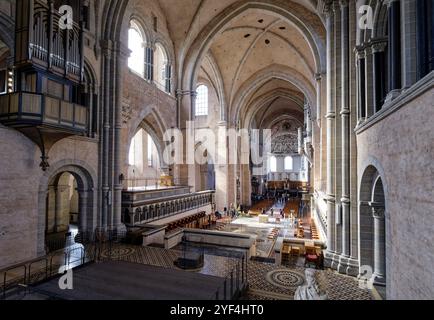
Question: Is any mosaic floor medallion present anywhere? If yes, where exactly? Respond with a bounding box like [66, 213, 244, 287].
[265, 269, 305, 289]
[100, 246, 136, 259]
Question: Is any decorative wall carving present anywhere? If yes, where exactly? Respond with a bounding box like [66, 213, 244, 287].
[270, 119, 299, 154]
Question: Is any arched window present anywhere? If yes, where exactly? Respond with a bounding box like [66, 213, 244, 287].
[195, 85, 208, 116]
[270, 156, 277, 173]
[284, 156, 293, 171]
[154, 43, 171, 93]
[147, 133, 153, 167]
[129, 129, 144, 168]
[129, 129, 160, 171]
[128, 21, 145, 77]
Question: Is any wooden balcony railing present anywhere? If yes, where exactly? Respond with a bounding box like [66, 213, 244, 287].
[0, 92, 87, 132]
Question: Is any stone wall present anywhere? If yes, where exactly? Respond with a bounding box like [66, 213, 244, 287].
[356, 78, 434, 299]
[0, 126, 99, 269]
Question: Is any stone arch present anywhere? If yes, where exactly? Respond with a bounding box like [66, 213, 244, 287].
[128, 15, 152, 44]
[142, 121, 165, 166]
[180, 1, 325, 120]
[154, 37, 175, 66]
[37, 160, 97, 256]
[244, 89, 305, 129]
[231, 65, 316, 125]
[181, 1, 325, 86]
[359, 160, 388, 291]
[202, 53, 227, 120]
[0, 12, 14, 57]
[372, 0, 388, 39]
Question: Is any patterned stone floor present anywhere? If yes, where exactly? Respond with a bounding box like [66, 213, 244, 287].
[93, 245, 376, 300]
[101, 245, 241, 279]
[3, 242, 375, 301]
[242, 258, 374, 300]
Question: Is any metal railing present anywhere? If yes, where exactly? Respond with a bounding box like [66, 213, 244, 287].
[2, 229, 248, 300]
[1, 229, 130, 300]
[213, 252, 248, 300]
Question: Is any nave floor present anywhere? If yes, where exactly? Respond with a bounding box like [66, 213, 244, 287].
[2, 243, 376, 300]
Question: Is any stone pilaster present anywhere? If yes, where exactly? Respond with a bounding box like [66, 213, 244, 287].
[114, 42, 129, 232]
[324, 0, 336, 267]
[385, 0, 402, 101]
[338, 0, 351, 274]
[363, 44, 374, 118]
[355, 47, 366, 124]
[370, 202, 386, 285]
[332, 0, 342, 269]
[215, 121, 228, 211]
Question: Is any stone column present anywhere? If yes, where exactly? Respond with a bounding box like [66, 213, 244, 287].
[315, 73, 323, 127]
[54, 185, 69, 233]
[332, 1, 342, 268]
[372, 41, 387, 113]
[386, 0, 402, 100]
[370, 203, 386, 285]
[215, 121, 228, 211]
[175, 90, 196, 189]
[340, 0, 351, 262]
[78, 189, 89, 232]
[364, 44, 374, 118]
[324, 1, 336, 264]
[46, 185, 56, 233]
[401, 0, 417, 88]
[355, 48, 366, 123]
[101, 43, 111, 230]
[113, 43, 129, 232]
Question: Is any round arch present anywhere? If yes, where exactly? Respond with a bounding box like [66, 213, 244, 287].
[0, 12, 14, 56]
[359, 160, 389, 292]
[180, 0, 326, 96]
[232, 65, 316, 124]
[37, 161, 97, 256]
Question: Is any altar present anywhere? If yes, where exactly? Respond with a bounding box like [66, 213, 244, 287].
[259, 214, 269, 223]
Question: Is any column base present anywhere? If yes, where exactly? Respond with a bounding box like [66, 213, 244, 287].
[324, 250, 335, 268]
[371, 273, 386, 286]
[337, 255, 350, 274]
[337, 255, 359, 276]
[331, 253, 341, 269]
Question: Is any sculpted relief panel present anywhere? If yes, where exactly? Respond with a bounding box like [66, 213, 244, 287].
[271, 119, 299, 154]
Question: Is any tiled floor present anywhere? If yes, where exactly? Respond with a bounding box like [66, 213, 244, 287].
[2, 242, 375, 301]
[243, 258, 374, 300]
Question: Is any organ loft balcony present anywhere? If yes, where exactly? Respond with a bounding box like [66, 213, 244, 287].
[0, 0, 89, 171]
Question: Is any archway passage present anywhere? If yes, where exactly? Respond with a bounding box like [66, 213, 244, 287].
[45, 172, 80, 252]
[359, 166, 387, 297]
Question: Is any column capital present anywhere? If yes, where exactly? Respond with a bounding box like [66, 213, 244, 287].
[217, 120, 227, 127]
[315, 72, 325, 81]
[323, 0, 335, 18]
[383, 0, 399, 8]
[354, 46, 366, 59]
[332, 1, 341, 13]
[369, 202, 385, 219]
[116, 41, 131, 61]
[364, 44, 373, 56]
[371, 41, 388, 53]
[176, 89, 197, 98]
[339, 0, 349, 8]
